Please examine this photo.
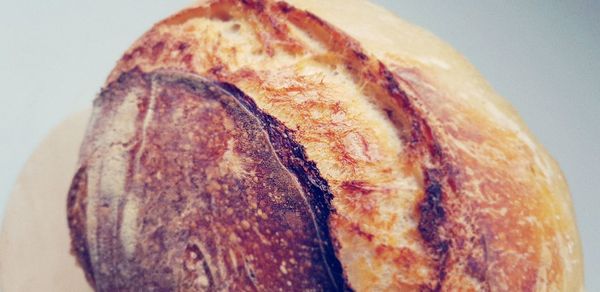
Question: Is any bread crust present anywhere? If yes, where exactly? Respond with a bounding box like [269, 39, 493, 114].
[68, 0, 583, 291]
[68, 69, 348, 290]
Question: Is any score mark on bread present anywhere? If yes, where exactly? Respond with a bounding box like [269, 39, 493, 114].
[67, 0, 582, 291]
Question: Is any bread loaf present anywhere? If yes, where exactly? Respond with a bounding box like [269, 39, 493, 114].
[66, 0, 583, 290]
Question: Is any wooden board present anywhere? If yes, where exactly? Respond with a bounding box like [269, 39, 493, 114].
[0, 110, 93, 292]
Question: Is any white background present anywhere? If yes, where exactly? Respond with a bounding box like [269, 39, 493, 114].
[1, 0, 598, 289]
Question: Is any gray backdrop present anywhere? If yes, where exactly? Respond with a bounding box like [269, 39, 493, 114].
[1, 0, 598, 289]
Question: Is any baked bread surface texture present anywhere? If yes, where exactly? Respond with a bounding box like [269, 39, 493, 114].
[67, 0, 583, 291]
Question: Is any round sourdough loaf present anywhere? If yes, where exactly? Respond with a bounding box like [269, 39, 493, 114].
[66, 0, 583, 290]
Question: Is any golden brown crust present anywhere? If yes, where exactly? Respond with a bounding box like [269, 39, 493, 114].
[68, 0, 583, 291]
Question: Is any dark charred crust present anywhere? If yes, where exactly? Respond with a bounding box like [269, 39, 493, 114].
[418, 168, 450, 290]
[66, 166, 95, 287]
[353, 49, 369, 62]
[340, 181, 375, 196]
[216, 79, 349, 290]
[74, 69, 351, 291]
[177, 42, 190, 52]
[241, 0, 266, 12]
[418, 178, 445, 245]
[275, 1, 293, 13]
[304, 11, 327, 27]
